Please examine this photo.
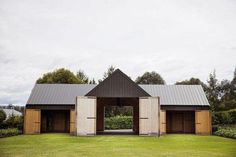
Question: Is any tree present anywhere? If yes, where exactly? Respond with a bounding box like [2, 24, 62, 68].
[98, 65, 116, 83]
[0, 109, 6, 124]
[232, 66, 236, 84]
[206, 70, 220, 111]
[77, 70, 89, 83]
[218, 67, 236, 111]
[135, 71, 165, 84]
[5, 115, 23, 130]
[175, 77, 207, 90]
[37, 68, 83, 84]
[89, 78, 96, 84]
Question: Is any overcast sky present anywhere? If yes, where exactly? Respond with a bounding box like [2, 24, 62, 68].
[0, 0, 236, 105]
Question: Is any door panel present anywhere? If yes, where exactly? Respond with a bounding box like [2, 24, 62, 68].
[139, 98, 150, 135]
[172, 113, 183, 133]
[77, 97, 96, 136]
[24, 109, 41, 134]
[139, 97, 160, 136]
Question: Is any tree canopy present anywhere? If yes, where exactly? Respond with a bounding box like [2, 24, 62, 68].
[175, 77, 207, 90]
[37, 68, 83, 84]
[135, 71, 165, 84]
[77, 70, 89, 83]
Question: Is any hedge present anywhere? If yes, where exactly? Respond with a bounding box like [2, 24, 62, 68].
[0, 115, 23, 130]
[213, 126, 236, 139]
[105, 116, 133, 130]
[212, 109, 236, 125]
[0, 128, 22, 138]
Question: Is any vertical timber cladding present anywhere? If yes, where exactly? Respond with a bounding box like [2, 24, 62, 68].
[76, 96, 97, 136]
[195, 110, 212, 135]
[160, 110, 166, 134]
[70, 110, 76, 135]
[24, 109, 41, 134]
[139, 97, 160, 136]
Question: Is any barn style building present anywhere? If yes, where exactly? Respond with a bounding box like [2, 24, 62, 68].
[24, 69, 211, 136]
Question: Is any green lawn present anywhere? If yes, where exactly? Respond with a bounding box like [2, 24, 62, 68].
[0, 134, 236, 157]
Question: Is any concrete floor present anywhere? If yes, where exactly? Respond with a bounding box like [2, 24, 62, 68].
[97, 129, 136, 135]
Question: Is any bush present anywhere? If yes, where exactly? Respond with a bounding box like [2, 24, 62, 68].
[4, 115, 23, 130]
[214, 126, 236, 139]
[213, 109, 236, 125]
[0, 109, 6, 123]
[229, 109, 236, 123]
[0, 128, 21, 138]
[105, 116, 133, 130]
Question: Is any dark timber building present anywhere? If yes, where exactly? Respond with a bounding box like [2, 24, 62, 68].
[24, 69, 211, 136]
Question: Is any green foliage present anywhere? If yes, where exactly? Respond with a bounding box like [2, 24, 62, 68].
[212, 109, 236, 125]
[4, 115, 23, 130]
[37, 68, 83, 84]
[0, 128, 21, 138]
[105, 116, 133, 130]
[206, 70, 221, 111]
[175, 77, 207, 90]
[98, 65, 116, 83]
[135, 71, 165, 84]
[105, 106, 133, 117]
[0, 109, 6, 123]
[228, 109, 236, 123]
[77, 70, 89, 83]
[214, 126, 236, 139]
[232, 67, 236, 84]
[89, 78, 96, 84]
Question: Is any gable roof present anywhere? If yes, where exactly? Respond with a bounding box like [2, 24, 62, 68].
[26, 84, 209, 106]
[85, 69, 150, 97]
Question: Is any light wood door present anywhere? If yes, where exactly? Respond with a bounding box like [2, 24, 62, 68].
[76, 97, 96, 136]
[139, 98, 150, 135]
[139, 97, 160, 136]
[24, 109, 41, 134]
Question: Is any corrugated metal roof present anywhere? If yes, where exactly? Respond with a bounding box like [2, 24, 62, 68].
[3, 109, 22, 119]
[27, 84, 96, 105]
[27, 84, 209, 106]
[140, 85, 209, 106]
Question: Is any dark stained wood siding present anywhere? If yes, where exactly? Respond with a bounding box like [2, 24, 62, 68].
[86, 69, 150, 97]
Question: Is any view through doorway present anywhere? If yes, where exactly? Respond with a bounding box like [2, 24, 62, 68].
[104, 106, 134, 135]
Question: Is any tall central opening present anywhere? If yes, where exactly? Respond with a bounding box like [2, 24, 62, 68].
[96, 97, 139, 135]
[104, 105, 133, 134]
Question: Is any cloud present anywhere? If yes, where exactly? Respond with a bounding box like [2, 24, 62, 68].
[0, 0, 236, 105]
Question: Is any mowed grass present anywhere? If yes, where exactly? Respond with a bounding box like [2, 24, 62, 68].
[0, 134, 236, 157]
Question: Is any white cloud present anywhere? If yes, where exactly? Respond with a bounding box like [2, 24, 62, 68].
[0, 0, 236, 105]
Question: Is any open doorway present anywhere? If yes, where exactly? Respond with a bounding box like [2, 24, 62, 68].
[166, 111, 195, 134]
[41, 110, 70, 133]
[104, 106, 134, 135]
[96, 97, 139, 135]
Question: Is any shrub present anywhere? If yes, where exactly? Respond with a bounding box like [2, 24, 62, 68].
[214, 126, 236, 139]
[0, 109, 6, 123]
[5, 115, 24, 130]
[105, 116, 133, 130]
[228, 109, 236, 123]
[0, 128, 21, 138]
[212, 109, 236, 125]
